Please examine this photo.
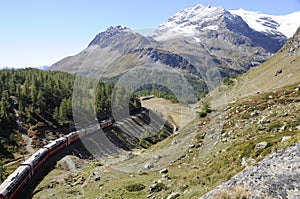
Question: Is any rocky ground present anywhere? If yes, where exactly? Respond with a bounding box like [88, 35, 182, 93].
[201, 143, 300, 199]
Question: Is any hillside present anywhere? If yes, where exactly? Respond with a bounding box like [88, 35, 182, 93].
[30, 81, 300, 199]
[210, 26, 300, 107]
[29, 26, 300, 199]
[0, 69, 76, 179]
[0, 68, 142, 182]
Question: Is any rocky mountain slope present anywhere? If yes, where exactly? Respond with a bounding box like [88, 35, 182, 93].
[201, 144, 300, 199]
[153, 5, 286, 53]
[199, 26, 300, 199]
[210, 26, 300, 105]
[50, 5, 300, 93]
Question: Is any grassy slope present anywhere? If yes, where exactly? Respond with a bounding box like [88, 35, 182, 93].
[32, 82, 300, 199]
[211, 51, 300, 106]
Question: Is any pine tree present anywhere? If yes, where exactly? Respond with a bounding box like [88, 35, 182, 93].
[53, 106, 59, 122]
[0, 90, 11, 122]
[0, 160, 7, 182]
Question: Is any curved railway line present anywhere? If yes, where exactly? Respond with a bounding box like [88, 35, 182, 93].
[0, 108, 173, 199]
[0, 119, 113, 199]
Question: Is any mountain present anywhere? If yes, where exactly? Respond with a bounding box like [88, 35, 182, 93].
[50, 25, 157, 77]
[153, 4, 286, 53]
[210, 25, 300, 105]
[20, 8, 300, 199]
[198, 26, 300, 199]
[32, 28, 300, 198]
[230, 9, 300, 38]
[50, 5, 296, 95]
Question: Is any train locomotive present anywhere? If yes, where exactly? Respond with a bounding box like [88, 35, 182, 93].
[0, 119, 113, 199]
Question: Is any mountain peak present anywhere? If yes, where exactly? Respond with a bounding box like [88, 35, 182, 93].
[88, 25, 134, 47]
[152, 4, 236, 40]
[106, 25, 131, 33]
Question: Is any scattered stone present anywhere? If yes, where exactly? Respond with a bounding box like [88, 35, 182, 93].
[159, 168, 168, 174]
[88, 171, 101, 183]
[153, 155, 162, 162]
[166, 192, 180, 199]
[48, 181, 58, 188]
[144, 162, 154, 170]
[281, 136, 292, 142]
[127, 152, 135, 159]
[171, 140, 178, 145]
[255, 142, 268, 150]
[147, 194, 154, 199]
[179, 184, 188, 191]
[250, 110, 260, 117]
[242, 157, 256, 167]
[225, 106, 232, 111]
[149, 182, 165, 193]
[258, 116, 270, 124]
[162, 174, 171, 180]
[275, 69, 282, 76]
[196, 143, 203, 148]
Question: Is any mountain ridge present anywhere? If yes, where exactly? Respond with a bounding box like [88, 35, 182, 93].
[50, 4, 299, 99]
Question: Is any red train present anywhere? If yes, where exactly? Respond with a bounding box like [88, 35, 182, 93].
[0, 119, 113, 199]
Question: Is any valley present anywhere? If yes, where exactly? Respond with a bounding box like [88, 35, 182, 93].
[1, 3, 300, 199]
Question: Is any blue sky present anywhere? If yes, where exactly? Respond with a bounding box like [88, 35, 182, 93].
[1, 0, 300, 68]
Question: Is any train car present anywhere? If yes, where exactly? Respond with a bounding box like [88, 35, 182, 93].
[21, 148, 48, 176]
[43, 137, 68, 157]
[76, 129, 87, 139]
[99, 119, 113, 129]
[0, 165, 31, 199]
[66, 131, 80, 145]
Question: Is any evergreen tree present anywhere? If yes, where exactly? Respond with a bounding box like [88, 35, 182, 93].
[0, 90, 11, 122]
[0, 160, 7, 182]
[53, 106, 59, 122]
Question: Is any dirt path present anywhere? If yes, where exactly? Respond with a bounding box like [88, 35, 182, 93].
[141, 97, 198, 129]
[22, 134, 35, 154]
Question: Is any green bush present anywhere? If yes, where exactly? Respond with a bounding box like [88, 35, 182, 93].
[222, 77, 234, 86]
[125, 183, 146, 192]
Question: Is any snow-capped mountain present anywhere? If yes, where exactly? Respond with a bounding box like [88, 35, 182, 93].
[153, 4, 300, 42]
[153, 5, 232, 40]
[230, 9, 300, 38]
[153, 4, 286, 53]
[51, 4, 297, 85]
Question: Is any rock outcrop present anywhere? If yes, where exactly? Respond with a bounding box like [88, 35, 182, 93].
[201, 143, 300, 199]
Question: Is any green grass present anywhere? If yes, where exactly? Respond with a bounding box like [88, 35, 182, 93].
[32, 82, 300, 199]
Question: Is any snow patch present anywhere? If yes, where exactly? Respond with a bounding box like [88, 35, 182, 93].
[202, 25, 219, 31]
[230, 9, 300, 38]
[193, 37, 201, 42]
[153, 4, 226, 40]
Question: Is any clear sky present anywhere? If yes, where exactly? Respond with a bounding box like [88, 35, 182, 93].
[1, 0, 300, 68]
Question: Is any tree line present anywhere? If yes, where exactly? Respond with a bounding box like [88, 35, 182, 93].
[0, 68, 140, 168]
